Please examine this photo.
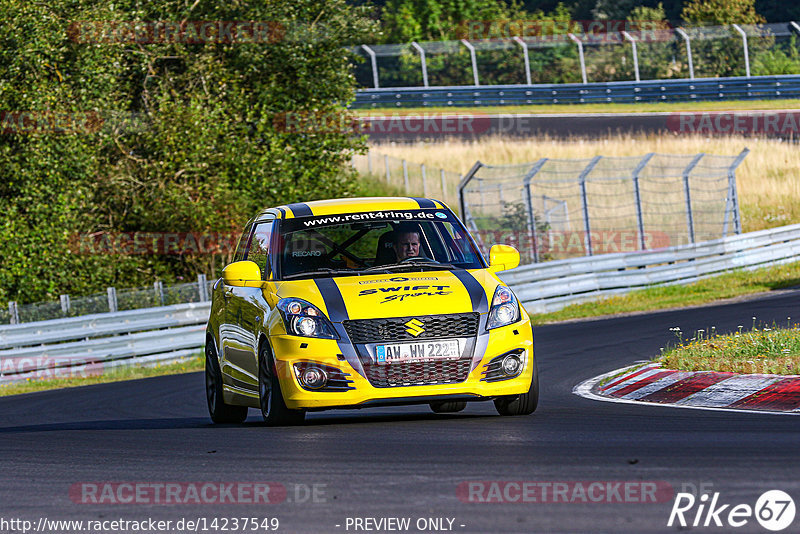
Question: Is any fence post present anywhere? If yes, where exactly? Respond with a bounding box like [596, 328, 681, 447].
[367, 151, 373, 174]
[682, 153, 705, 244]
[675, 28, 694, 80]
[568, 34, 587, 84]
[458, 161, 484, 222]
[384, 154, 391, 183]
[198, 274, 209, 302]
[632, 153, 655, 250]
[60, 294, 71, 315]
[723, 148, 749, 236]
[440, 169, 447, 199]
[579, 156, 602, 256]
[8, 301, 19, 325]
[421, 163, 428, 197]
[513, 37, 532, 85]
[402, 159, 409, 192]
[460, 39, 480, 86]
[361, 45, 380, 89]
[522, 159, 549, 263]
[107, 287, 118, 313]
[410, 42, 429, 87]
[621, 31, 640, 82]
[732, 24, 751, 78]
[154, 281, 165, 306]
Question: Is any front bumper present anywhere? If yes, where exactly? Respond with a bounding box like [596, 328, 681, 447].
[270, 317, 535, 410]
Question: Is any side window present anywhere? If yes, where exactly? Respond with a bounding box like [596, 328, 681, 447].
[233, 223, 254, 262]
[246, 221, 274, 279]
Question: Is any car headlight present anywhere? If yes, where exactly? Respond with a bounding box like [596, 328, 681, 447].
[487, 285, 520, 330]
[278, 298, 338, 339]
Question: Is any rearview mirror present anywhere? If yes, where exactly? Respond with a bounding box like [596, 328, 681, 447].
[488, 244, 520, 273]
[222, 261, 263, 287]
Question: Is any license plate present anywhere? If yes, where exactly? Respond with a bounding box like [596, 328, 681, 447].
[375, 339, 461, 364]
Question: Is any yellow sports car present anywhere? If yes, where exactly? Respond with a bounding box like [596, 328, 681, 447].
[205, 197, 538, 424]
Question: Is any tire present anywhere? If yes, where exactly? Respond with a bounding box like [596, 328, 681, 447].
[494, 359, 539, 416]
[258, 343, 306, 426]
[429, 401, 467, 413]
[205, 340, 248, 424]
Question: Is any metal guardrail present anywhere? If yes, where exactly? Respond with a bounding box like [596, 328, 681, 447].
[352, 75, 800, 108]
[0, 302, 210, 383]
[4, 223, 800, 383]
[499, 223, 800, 313]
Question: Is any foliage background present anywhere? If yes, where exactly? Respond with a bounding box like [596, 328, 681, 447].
[0, 0, 378, 303]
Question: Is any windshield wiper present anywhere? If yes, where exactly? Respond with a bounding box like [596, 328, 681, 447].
[281, 268, 365, 280]
[363, 260, 456, 272]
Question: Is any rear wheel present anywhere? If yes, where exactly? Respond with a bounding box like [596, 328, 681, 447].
[258, 343, 306, 426]
[494, 359, 539, 416]
[429, 401, 467, 413]
[205, 340, 248, 424]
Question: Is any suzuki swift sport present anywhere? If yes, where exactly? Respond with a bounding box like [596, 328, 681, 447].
[205, 197, 538, 424]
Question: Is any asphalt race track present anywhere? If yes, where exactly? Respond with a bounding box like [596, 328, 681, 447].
[2, 290, 799, 533]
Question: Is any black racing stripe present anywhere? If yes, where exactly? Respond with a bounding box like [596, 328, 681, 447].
[287, 202, 313, 217]
[314, 278, 349, 321]
[410, 197, 436, 209]
[451, 269, 489, 314]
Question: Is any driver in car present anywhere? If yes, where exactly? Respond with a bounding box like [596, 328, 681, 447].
[393, 228, 421, 261]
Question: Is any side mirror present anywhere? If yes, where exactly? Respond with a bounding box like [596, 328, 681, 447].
[222, 261, 263, 287]
[488, 244, 520, 273]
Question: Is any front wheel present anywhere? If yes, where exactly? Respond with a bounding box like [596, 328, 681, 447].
[258, 343, 306, 426]
[205, 341, 248, 424]
[494, 359, 539, 416]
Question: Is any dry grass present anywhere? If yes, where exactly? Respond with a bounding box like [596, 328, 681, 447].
[371, 134, 800, 232]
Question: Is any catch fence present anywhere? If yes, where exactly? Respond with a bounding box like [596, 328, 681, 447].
[459, 150, 749, 263]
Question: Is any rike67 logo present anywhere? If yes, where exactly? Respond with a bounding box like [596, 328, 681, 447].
[668, 490, 796, 531]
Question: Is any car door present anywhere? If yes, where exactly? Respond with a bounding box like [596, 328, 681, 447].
[223, 219, 275, 390]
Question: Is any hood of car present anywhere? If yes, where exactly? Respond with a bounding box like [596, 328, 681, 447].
[276, 270, 495, 321]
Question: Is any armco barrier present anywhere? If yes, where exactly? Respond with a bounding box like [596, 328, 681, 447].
[352, 75, 800, 108]
[499, 223, 800, 313]
[4, 223, 800, 382]
[0, 302, 210, 383]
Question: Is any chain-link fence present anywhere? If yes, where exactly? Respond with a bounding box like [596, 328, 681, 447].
[460, 150, 749, 264]
[4, 275, 214, 325]
[352, 152, 463, 208]
[354, 22, 800, 88]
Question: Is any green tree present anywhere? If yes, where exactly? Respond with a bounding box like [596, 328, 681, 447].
[681, 0, 766, 25]
[0, 0, 376, 303]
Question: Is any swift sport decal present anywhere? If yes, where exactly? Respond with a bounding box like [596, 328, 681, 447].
[358, 284, 453, 304]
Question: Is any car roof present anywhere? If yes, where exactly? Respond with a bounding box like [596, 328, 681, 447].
[254, 197, 452, 221]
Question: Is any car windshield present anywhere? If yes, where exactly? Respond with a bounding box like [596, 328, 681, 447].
[277, 208, 485, 279]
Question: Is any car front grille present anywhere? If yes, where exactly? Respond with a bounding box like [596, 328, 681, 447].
[343, 313, 479, 344]
[362, 358, 472, 388]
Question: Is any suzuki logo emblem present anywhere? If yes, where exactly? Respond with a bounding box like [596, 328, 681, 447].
[404, 319, 425, 337]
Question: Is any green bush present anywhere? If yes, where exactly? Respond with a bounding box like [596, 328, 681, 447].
[0, 0, 376, 304]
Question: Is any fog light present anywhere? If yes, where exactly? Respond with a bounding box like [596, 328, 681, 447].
[501, 354, 522, 376]
[301, 367, 327, 389]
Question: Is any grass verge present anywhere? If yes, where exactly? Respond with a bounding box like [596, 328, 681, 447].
[658, 323, 800, 375]
[528, 260, 800, 326]
[0, 354, 204, 397]
[353, 99, 800, 116]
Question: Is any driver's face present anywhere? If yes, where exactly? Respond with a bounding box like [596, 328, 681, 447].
[393, 232, 420, 260]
